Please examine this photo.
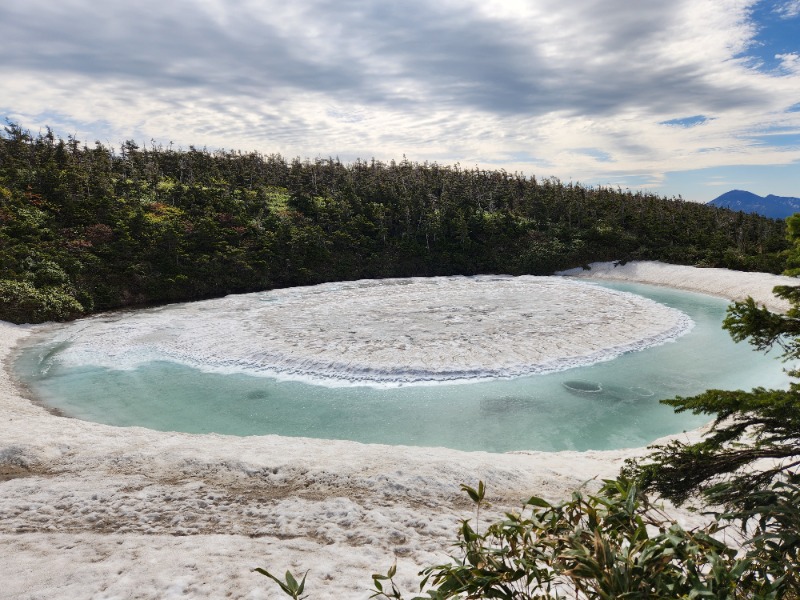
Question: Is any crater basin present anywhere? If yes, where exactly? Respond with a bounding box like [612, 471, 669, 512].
[14, 278, 791, 452]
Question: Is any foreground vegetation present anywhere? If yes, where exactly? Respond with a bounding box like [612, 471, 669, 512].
[0, 121, 788, 323]
[280, 477, 795, 599]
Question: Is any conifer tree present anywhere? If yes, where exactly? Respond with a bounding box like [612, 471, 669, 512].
[624, 228, 800, 595]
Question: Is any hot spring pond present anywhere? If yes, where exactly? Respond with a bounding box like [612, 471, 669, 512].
[14, 278, 792, 452]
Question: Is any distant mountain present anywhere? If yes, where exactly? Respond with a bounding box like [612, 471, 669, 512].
[708, 190, 800, 219]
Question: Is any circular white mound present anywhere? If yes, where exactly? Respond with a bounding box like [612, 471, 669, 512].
[48, 276, 692, 386]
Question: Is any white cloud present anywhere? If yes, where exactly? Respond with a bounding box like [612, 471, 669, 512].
[0, 0, 798, 198]
[776, 0, 800, 18]
[777, 53, 800, 73]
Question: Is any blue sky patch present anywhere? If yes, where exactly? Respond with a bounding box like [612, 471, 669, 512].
[575, 148, 613, 162]
[739, 0, 800, 72]
[660, 115, 710, 127]
[748, 133, 800, 148]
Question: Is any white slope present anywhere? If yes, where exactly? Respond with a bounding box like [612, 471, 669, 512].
[558, 261, 797, 312]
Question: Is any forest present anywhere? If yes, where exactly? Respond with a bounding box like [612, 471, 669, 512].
[0, 122, 790, 323]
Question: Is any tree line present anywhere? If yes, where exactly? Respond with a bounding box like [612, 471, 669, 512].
[0, 121, 789, 323]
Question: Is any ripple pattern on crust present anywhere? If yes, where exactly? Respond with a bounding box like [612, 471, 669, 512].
[48, 276, 693, 386]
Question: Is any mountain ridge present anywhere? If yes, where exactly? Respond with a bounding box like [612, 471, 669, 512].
[708, 189, 800, 219]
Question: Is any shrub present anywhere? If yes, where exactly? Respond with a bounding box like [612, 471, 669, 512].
[0, 279, 84, 323]
[256, 478, 790, 599]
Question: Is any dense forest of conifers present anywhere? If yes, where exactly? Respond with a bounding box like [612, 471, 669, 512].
[0, 122, 790, 323]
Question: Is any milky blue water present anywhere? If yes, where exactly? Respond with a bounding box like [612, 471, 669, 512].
[14, 282, 790, 452]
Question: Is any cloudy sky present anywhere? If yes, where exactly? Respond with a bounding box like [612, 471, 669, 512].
[1, 0, 798, 202]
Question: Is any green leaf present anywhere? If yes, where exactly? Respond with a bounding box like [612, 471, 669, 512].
[285, 570, 298, 592]
[525, 496, 552, 508]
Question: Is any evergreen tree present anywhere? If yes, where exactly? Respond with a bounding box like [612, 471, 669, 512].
[624, 226, 800, 595]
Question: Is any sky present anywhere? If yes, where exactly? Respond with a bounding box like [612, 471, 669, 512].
[1, 0, 798, 203]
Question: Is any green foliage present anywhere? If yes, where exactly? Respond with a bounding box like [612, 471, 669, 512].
[0, 121, 789, 323]
[258, 479, 793, 599]
[782, 214, 800, 276]
[625, 386, 800, 505]
[371, 563, 401, 599]
[722, 286, 800, 363]
[0, 279, 83, 323]
[253, 568, 308, 599]
[622, 235, 800, 598]
[623, 279, 800, 511]
[620, 343, 800, 596]
[411, 479, 748, 599]
[729, 475, 800, 594]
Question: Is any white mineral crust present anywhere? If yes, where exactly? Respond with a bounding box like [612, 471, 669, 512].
[43, 275, 692, 386]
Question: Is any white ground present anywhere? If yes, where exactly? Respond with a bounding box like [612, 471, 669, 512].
[0, 262, 795, 599]
[558, 261, 798, 312]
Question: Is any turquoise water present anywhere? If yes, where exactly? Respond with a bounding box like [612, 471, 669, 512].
[14, 282, 791, 452]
